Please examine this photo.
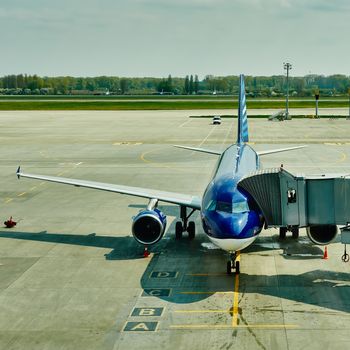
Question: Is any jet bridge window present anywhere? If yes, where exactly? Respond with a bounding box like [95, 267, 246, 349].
[287, 188, 297, 203]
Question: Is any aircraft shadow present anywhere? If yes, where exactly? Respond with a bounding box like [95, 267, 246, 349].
[1, 227, 349, 313]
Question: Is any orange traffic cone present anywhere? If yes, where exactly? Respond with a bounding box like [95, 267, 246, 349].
[143, 246, 150, 258]
[323, 246, 328, 260]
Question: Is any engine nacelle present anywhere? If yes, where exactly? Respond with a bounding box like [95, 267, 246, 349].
[306, 225, 338, 245]
[132, 209, 167, 245]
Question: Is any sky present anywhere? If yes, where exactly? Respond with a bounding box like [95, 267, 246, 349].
[1, 0, 349, 78]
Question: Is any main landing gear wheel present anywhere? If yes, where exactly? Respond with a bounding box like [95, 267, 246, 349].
[175, 222, 183, 240]
[187, 221, 195, 240]
[175, 206, 196, 240]
[227, 252, 240, 275]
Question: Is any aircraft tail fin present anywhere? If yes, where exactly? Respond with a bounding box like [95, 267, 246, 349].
[237, 74, 249, 143]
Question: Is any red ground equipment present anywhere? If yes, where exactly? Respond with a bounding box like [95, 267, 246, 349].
[4, 216, 17, 228]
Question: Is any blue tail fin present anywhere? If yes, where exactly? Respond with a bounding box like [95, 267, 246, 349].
[237, 74, 249, 143]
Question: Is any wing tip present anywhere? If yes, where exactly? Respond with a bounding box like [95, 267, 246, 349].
[16, 166, 21, 179]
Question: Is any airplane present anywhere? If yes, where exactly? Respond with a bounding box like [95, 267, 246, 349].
[16, 75, 309, 275]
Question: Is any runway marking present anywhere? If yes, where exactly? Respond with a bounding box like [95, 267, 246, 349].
[139, 149, 185, 172]
[5, 198, 13, 203]
[179, 291, 234, 295]
[113, 141, 142, 146]
[150, 271, 178, 278]
[17, 192, 26, 197]
[142, 288, 171, 297]
[174, 309, 229, 314]
[30, 186, 37, 191]
[179, 119, 191, 128]
[232, 251, 241, 327]
[197, 125, 217, 148]
[123, 321, 159, 332]
[40, 182, 45, 186]
[170, 324, 299, 330]
[131, 307, 164, 317]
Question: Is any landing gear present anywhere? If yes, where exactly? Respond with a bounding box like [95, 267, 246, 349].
[227, 252, 240, 275]
[279, 226, 299, 239]
[175, 222, 183, 240]
[187, 221, 195, 240]
[175, 206, 196, 240]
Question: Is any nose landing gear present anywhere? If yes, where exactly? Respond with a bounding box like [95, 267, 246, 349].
[227, 252, 240, 275]
[175, 206, 196, 240]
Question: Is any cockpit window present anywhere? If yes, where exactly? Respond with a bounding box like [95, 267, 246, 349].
[232, 201, 249, 213]
[206, 198, 250, 214]
[216, 201, 232, 213]
[205, 199, 217, 211]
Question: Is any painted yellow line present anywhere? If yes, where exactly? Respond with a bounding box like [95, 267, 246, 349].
[232, 251, 241, 327]
[57, 172, 67, 176]
[187, 273, 227, 276]
[335, 152, 347, 163]
[5, 198, 13, 203]
[174, 310, 229, 314]
[170, 324, 299, 330]
[179, 291, 234, 295]
[30, 186, 37, 191]
[140, 149, 185, 172]
[40, 182, 45, 186]
[140, 150, 154, 164]
[17, 192, 26, 197]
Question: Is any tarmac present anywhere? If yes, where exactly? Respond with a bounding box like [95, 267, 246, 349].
[1, 110, 350, 349]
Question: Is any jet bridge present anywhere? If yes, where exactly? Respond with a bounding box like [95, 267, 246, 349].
[238, 168, 350, 253]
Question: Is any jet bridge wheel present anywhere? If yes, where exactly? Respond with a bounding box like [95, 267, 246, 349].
[291, 227, 299, 239]
[279, 227, 287, 240]
[175, 222, 183, 240]
[187, 221, 196, 240]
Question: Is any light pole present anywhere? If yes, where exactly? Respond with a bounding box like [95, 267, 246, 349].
[348, 88, 350, 120]
[315, 89, 320, 119]
[284, 62, 292, 120]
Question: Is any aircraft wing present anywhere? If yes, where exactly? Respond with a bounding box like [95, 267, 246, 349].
[16, 168, 201, 210]
[257, 145, 307, 156]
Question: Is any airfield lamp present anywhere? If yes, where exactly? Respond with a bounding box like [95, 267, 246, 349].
[283, 62, 292, 120]
[348, 88, 350, 120]
[315, 90, 320, 119]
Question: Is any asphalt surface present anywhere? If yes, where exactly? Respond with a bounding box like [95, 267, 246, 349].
[1, 111, 350, 349]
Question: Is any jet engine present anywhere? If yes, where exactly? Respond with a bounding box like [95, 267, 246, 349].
[306, 225, 338, 245]
[132, 208, 167, 245]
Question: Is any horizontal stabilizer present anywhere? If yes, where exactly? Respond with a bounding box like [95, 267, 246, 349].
[257, 145, 307, 156]
[173, 145, 221, 155]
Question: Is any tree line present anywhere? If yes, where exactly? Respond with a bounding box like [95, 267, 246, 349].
[0, 73, 349, 96]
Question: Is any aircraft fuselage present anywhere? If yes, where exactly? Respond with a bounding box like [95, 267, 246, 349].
[201, 143, 264, 252]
